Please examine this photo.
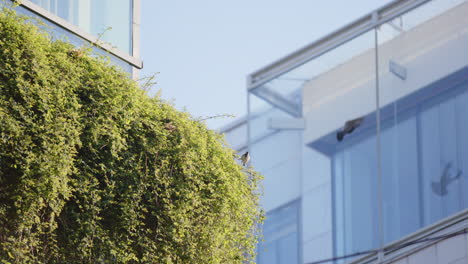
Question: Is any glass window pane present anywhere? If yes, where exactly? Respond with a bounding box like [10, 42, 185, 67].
[377, 0, 468, 246]
[90, 0, 131, 54]
[27, 0, 132, 54]
[14, 5, 133, 73]
[456, 92, 468, 208]
[257, 201, 299, 264]
[258, 241, 278, 264]
[278, 232, 298, 264]
[301, 29, 377, 258]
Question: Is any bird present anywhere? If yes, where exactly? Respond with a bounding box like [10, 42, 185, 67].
[432, 162, 462, 196]
[337, 117, 364, 142]
[240, 152, 250, 166]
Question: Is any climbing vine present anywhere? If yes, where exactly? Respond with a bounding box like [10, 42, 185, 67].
[0, 6, 262, 264]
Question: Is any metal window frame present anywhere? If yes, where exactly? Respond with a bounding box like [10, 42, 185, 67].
[256, 198, 302, 264]
[350, 209, 468, 264]
[17, 0, 143, 70]
[131, 0, 141, 79]
[251, 85, 302, 118]
[246, 0, 431, 92]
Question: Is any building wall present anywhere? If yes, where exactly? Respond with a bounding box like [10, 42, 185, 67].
[303, 0, 468, 144]
[391, 235, 468, 264]
[300, 2, 468, 262]
[238, 0, 468, 264]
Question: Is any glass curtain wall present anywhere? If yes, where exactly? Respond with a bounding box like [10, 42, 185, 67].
[28, 0, 132, 54]
[376, 0, 468, 246]
[249, 71, 304, 264]
[308, 30, 378, 259]
[249, 27, 378, 264]
[248, 0, 468, 263]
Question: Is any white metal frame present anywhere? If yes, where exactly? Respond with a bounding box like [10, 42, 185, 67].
[247, 0, 430, 91]
[131, 0, 141, 79]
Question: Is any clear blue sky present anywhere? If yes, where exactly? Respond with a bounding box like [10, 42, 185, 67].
[140, 0, 392, 129]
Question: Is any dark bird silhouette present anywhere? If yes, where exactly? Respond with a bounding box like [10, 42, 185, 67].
[337, 117, 364, 142]
[432, 162, 462, 196]
[240, 152, 250, 166]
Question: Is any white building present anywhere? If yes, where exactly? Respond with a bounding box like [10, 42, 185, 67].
[222, 0, 468, 263]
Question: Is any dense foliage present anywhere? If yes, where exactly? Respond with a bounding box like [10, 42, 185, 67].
[0, 7, 262, 263]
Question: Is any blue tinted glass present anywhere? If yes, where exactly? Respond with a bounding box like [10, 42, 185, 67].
[380, 117, 421, 243]
[456, 92, 468, 208]
[278, 232, 298, 264]
[257, 201, 299, 264]
[333, 134, 379, 254]
[420, 94, 466, 224]
[90, 0, 131, 53]
[57, 0, 71, 22]
[258, 241, 277, 264]
[321, 68, 468, 258]
[26, 0, 132, 53]
[375, 0, 468, 253]
[13, 6, 132, 74]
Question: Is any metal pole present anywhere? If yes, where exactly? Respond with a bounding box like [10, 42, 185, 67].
[373, 12, 385, 264]
[247, 79, 251, 154]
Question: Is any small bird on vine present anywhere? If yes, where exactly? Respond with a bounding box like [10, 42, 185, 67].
[240, 152, 250, 166]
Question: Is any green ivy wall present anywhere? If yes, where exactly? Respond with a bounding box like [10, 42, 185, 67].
[0, 6, 261, 264]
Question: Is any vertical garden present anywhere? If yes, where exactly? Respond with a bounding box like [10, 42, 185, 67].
[0, 7, 261, 264]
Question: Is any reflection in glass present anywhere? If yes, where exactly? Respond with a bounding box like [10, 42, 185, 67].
[257, 201, 299, 264]
[29, 0, 132, 53]
[320, 69, 468, 258]
[260, 30, 375, 100]
[14, 5, 133, 73]
[247, 1, 468, 263]
[375, 0, 468, 253]
[333, 124, 379, 255]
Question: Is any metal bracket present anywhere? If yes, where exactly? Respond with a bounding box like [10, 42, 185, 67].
[389, 60, 407, 80]
[387, 19, 404, 33]
[372, 11, 379, 25]
[268, 118, 305, 130]
[251, 85, 302, 118]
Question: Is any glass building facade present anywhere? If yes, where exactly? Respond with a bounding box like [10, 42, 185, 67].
[2, 0, 141, 75]
[237, 0, 468, 263]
